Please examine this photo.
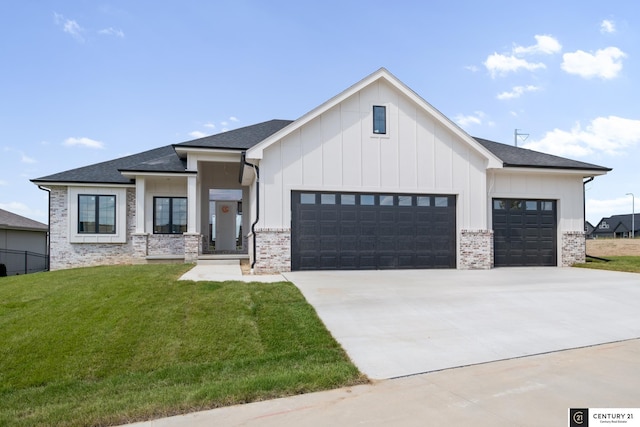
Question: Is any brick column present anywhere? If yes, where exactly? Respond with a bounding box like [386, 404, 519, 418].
[562, 231, 586, 266]
[254, 228, 291, 274]
[183, 233, 201, 263]
[459, 229, 494, 269]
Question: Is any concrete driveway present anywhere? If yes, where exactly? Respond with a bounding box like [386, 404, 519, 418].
[283, 267, 640, 380]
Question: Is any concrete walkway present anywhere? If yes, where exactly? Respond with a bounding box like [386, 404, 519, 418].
[178, 259, 288, 283]
[124, 339, 640, 427]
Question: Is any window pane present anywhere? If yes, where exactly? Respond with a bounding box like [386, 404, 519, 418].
[435, 197, 448, 207]
[341, 194, 356, 205]
[79, 195, 96, 233]
[373, 105, 386, 134]
[172, 198, 187, 233]
[321, 194, 336, 205]
[493, 200, 505, 210]
[98, 195, 115, 233]
[360, 195, 375, 205]
[542, 201, 554, 211]
[417, 196, 431, 207]
[398, 196, 412, 206]
[380, 195, 394, 206]
[525, 201, 538, 211]
[510, 200, 523, 210]
[300, 193, 316, 204]
[155, 198, 170, 233]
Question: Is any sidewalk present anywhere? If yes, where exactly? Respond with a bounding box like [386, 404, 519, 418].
[123, 339, 640, 427]
[178, 259, 287, 283]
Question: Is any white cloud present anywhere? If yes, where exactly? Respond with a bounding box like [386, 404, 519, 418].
[203, 122, 216, 129]
[513, 35, 562, 55]
[0, 179, 8, 186]
[53, 12, 84, 42]
[522, 116, 640, 157]
[484, 53, 546, 78]
[220, 121, 228, 127]
[465, 65, 479, 73]
[21, 154, 36, 164]
[98, 27, 125, 38]
[455, 111, 486, 127]
[189, 131, 208, 139]
[229, 116, 239, 122]
[496, 85, 541, 100]
[600, 19, 616, 34]
[0, 201, 46, 221]
[561, 47, 626, 79]
[63, 137, 104, 149]
[586, 196, 634, 223]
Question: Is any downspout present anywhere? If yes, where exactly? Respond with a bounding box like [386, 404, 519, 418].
[583, 177, 595, 258]
[240, 152, 260, 270]
[37, 185, 51, 271]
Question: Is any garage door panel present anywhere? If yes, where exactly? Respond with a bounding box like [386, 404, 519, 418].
[493, 198, 557, 267]
[292, 191, 456, 271]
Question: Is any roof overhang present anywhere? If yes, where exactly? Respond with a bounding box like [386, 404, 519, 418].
[119, 170, 197, 179]
[490, 166, 610, 177]
[173, 146, 244, 158]
[246, 68, 504, 169]
[31, 180, 135, 188]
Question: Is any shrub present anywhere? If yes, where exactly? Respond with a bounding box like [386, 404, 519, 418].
[0, 263, 6, 277]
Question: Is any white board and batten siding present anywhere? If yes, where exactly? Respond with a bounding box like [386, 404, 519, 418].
[259, 79, 489, 231]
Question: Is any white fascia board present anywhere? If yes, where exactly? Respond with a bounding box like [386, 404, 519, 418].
[490, 166, 609, 177]
[174, 146, 243, 158]
[32, 181, 135, 188]
[119, 171, 197, 179]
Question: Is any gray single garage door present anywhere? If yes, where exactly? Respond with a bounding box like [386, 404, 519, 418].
[492, 198, 557, 266]
[291, 191, 456, 271]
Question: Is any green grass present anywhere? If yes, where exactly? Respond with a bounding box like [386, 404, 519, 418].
[0, 264, 365, 427]
[574, 256, 640, 273]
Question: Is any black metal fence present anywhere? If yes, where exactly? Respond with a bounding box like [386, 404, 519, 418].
[0, 249, 49, 276]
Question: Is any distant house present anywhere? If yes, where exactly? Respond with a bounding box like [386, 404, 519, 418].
[585, 221, 595, 238]
[32, 68, 610, 272]
[592, 214, 640, 239]
[0, 209, 48, 275]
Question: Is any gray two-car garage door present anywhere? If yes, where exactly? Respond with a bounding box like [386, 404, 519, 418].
[291, 191, 456, 271]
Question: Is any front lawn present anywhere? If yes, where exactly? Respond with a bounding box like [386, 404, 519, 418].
[574, 256, 640, 273]
[0, 264, 365, 427]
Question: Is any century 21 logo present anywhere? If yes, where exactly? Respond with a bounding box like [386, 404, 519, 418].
[570, 408, 588, 427]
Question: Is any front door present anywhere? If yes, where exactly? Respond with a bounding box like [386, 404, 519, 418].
[215, 201, 238, 251]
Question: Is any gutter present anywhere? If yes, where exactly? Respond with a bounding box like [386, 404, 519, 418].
[240, 152, 260, 270]
[37, 185, 51, 271]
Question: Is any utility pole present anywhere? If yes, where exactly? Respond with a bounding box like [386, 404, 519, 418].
[514, 129, 529, 147]
[626, 193, 635, 238]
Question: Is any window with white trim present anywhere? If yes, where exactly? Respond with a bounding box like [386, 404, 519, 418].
[78, 195, 116, 234]
[373, 105, 387, 134]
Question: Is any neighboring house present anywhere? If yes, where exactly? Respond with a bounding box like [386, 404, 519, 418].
[0, 208, 48, 275]
[585, 221, 595, 238]
[592, 214, 640, 239]
[31, 68, 611, 272]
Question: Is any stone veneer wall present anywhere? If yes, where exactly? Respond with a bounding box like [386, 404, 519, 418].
[254, 228, 291, 274]
[147, 234, 185, 257]
[459, 229, 494, 269]
[49, 186, 137, 270]
[562, 231, 586, 266]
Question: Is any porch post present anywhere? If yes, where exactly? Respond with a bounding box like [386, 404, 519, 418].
[135, 176, 145, 233]
[187, 175, 197, 233]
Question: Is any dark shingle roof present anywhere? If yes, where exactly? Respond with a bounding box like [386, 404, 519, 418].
[0, 209, 48, 231]
[32, 145, 182, 185]
[592, 213, 640, 235]
[474, 137, 611, 172]
[175, 119, 293, 150]
[32, 120, 293, 185]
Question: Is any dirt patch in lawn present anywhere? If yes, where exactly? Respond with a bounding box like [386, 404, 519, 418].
[586, 239, 640, 257]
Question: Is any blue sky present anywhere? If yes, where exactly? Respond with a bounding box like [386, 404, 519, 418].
[1, 1, 639, 225]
